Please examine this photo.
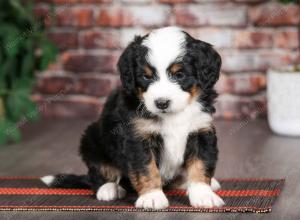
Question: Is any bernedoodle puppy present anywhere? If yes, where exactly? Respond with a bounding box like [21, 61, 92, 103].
[42, 26, 225, 209]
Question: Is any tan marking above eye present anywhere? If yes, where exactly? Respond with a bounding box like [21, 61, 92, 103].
[170, 63, 183, 75]
[144, 66, 153, 77]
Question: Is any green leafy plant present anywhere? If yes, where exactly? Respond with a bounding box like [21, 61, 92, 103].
[0, 0, 57, 145]
[278, 0, 300, 70]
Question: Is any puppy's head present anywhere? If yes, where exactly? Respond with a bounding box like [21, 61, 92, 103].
[117, 27, 221, 115]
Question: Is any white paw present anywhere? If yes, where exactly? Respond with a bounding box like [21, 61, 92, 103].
[41, 175, 55, 186]
[188, 182, 225, 208]
[135, 189, 169, 209]
[96, 182, 126, 201]
[211, 177, 221, 191]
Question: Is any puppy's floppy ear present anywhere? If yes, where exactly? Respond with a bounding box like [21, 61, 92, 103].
[117, 36, 145, 95]
[187, 39, 221, 89]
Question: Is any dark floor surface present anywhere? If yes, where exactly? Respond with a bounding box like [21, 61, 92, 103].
[0, 118, 299, 220]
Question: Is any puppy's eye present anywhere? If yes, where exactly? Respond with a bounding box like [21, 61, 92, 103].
[173, 72, 185, 80]
[143, 74, 153, 81]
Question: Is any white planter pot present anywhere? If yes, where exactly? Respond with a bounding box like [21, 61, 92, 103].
[267, 68, 300, 136]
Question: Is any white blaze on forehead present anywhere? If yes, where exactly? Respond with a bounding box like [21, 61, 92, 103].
[142, 27, 186, 73]
[141, 27, 190, 114]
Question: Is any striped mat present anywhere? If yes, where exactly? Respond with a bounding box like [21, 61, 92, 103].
[0, 177, 284, 213]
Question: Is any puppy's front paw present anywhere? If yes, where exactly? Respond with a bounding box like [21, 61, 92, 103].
[135, 189, 169, 209]
[96, 182, 126, 201]
[188, 182, 225, 208]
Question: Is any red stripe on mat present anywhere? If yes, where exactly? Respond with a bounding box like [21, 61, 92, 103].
[0, 205, 272, 211]
[166, 189, 281, 197]
[0, 177, 39, 180]
[0, 188, 281, 197]
[0, 188, 93, 195]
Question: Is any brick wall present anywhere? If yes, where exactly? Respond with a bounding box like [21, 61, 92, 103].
[32, 0, 300, 119]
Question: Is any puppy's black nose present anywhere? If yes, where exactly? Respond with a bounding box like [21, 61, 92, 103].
[155, 99, 170, 110]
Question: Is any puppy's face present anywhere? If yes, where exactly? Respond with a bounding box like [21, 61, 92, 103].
[118, 27, 221, 115]
[139, 62, 194, 115]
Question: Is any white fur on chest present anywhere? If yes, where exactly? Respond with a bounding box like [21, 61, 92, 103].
[135, 102, 213, 182]
[159, 102, 212, 181]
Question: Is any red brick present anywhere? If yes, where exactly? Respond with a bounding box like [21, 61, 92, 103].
[36, 73, 76, 94]
[216, 73, 266, 95]
[32, 94, 104, 118]
[48, 31, 78, 50]
[228, 74, 266, 95]
[56, 7, 94, 27]
[215, 73, 227, 94]
[221, 51, 294, 73]
[81, 30, 120, 49]
[75, 8, 94, 27]
[255, 51, 295, 71]
[54, 0, 79, 3]
[120, 28, 147, 48]
[274, 30, 299, 49]
[96, 6, 171, 27]
[221, 52, 253, 73]
[46, 62, 63, 71]
[196, 28, 233, 48]
[62, 52, 118, 73]
[79, 0, 112, 2]
[122, 0, 152, 3]
[249, 3, 300, 26]
[234, 30, 273, 48]
[34, 0, 75, 3]
[159, 0, 193, 3]
[215, 94, 266, 119]
[77, 75, 113, 97]
[34, 6, 49, 18]
[36, 72, 117, 97]
[33, 0, 52, 4]
[233, 0, 267, 3]
[34, 0, 111, 3]
[196, 0, 231, 1]
[175, 5, 247, 27]
[96, 8, 132, 27]
[75, 0, 112, 3]
[34, 6, 53, 27]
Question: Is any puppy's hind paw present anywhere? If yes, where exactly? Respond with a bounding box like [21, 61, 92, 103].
[211, 177, 221, 191]
[96, 182, 126, 201]
[41, 175, 55, 186]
